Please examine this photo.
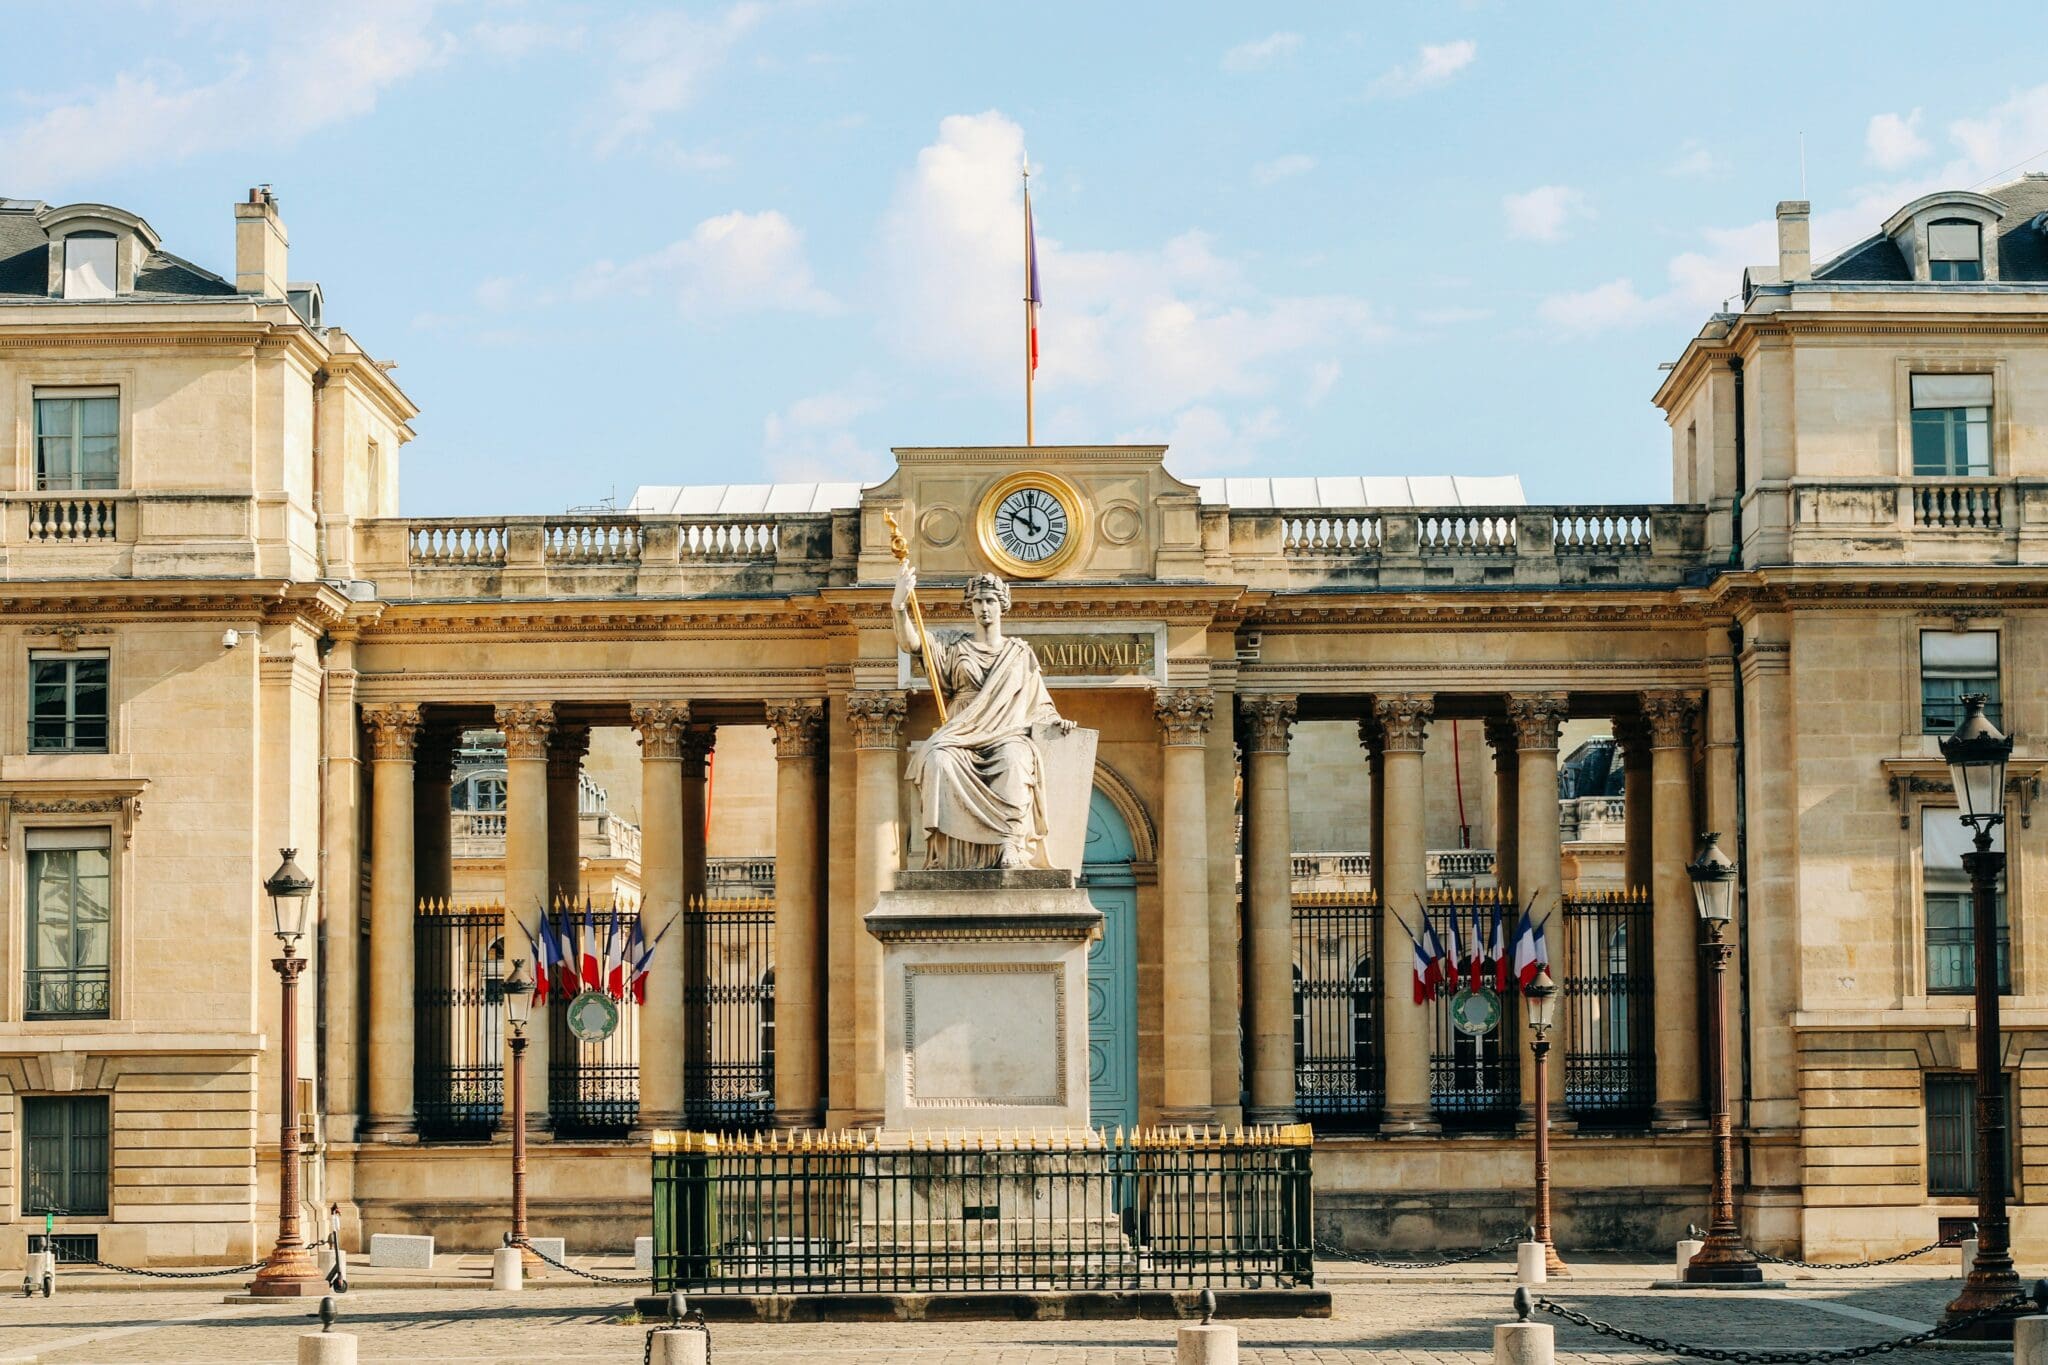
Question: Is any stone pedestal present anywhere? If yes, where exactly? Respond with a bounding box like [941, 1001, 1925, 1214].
[865, 867, 1102, 1134]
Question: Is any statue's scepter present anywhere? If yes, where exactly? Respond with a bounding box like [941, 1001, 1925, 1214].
[883, 510, 949, 724]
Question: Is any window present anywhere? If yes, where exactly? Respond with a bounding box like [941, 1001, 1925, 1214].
[33, 392, 119, 491]
[23, 1096, 110, 1216]
[61, 234, 116, 300]
[1910, 375, 1992, 477]
[1921, 631, 1999, 734]
[1926, 1074, 2012, 1197]
[1922, 808, 2007, 996]
[30, 653, 109, 752]
[26, 828, 112, 1019]
[454, 772, 506, 813]
[1928, 220, 1984, 282]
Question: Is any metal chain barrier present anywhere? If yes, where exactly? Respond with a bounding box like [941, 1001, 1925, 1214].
[1529, 1289, 2034, 1363]
[1316, 1226, 1526, 1270]
[1750, 1241, 1950, 1271]
[520, 1239, 650, 1287]
[84, 1257, 269, 1279]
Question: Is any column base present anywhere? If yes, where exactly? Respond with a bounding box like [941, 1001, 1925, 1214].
[1158, 1106, 1219, 1127]
[1516, 1104, 1578, 1136]
[356, 1118, 417, 1144]
[1651, 1103, 1706, 1132]
[773, 1108, 824, 1131]
[1378, 1105, 1440, 1136]
[633, 1112, 684, 1140]
[1245, 1106, 1296, 1126]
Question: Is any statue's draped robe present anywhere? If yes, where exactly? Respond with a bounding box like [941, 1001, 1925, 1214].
[905, 631, 1060, 867]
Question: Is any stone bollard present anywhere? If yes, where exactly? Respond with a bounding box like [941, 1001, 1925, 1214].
[1675, 1237, 1703, 1279]
[491, 1246, 523, 1292]
[1517, 1241, 1547, 1286]
[1176, 1288, 1237, 1365]
[2015, 1315, 2047, 1365]
[649, 1330, 709, 1365]
[1959, 1237, 1978, 1279]
[1496, 1289, 1554, 1365]
[299, 1298, 356, 1365]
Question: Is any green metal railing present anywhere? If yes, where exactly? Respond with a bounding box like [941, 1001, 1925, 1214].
[651, 1125, 1314, 1293]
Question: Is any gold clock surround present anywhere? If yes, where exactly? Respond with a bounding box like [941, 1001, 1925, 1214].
[974, 470, 1089, 579]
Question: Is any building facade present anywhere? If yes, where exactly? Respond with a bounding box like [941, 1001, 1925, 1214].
[0, 181, 2045, 1264]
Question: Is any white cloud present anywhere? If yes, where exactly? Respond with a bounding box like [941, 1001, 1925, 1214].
[1503, 185, 1590, 242]
[1538, 279, 1660, 335]
[763, 385, 886, 481]
[1414, 305, 1492, 326]
[592, 3, 765, 155]
[1223, 31, 1302, 72]
[0, 5, 451, 190]
[474, 276, 520, 311]
[1369, 40, 1475, 97]
[879, 112, 1384, 467]
[579, 210, 835, 316]
[1866, 109, 1931, 170]
[467, 17, 584, 61]
[1665, 140, 1723, 178]
[1947, 84, 2048, 180]
[1114, 406, 1287, 474]
[1252, 153, 1317, 185]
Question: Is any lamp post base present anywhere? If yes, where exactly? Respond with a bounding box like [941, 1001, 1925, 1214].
[511, 1237, 548, 1277]
[1683, 1238, 1763, 1284]
[1942, 1273, 2027, 1340]
[245, 1246, 326, 1297]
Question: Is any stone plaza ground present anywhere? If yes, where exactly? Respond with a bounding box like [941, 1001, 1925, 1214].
[0, 1256, 2004, 1363]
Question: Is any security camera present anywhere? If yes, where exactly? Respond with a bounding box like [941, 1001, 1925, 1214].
[222, 629, 242, 649]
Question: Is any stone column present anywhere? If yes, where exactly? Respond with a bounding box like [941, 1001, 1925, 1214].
[497, 702, 556, 1132]
[1509, 693, 1570, 1116]
[680, 725, 715, 1108]
[1616, 717, 1655, 892]
[363, 704, 422, 1139]
[321, 640, 363, 1141]
[847, 691, 905, 1125]
[1358, 718, 1385, 895]
[1240, 694, 1298, 1124]
[1156, 689, 1216, 1121]
[630, 702, 689, 1130]
[546, 726, 590, 907]
[1484, 716, 1519, 893]
[1643, 689, 1703, 1127]
[769, 701, 826, 1128]
[1374, 693, 1435, 1133]
[412, 728, 456, 905]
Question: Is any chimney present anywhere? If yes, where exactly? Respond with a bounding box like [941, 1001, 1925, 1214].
[1776, 200, 1811, 283]
[234, 186, 288, 299]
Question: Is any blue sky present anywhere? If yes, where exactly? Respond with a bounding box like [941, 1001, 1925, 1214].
[8, 2, 2048, 514]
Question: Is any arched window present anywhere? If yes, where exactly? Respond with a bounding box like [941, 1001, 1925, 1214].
[453, 770, 508, 813]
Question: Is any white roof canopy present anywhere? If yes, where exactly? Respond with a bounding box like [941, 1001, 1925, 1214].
[625, 474, 1526, 514]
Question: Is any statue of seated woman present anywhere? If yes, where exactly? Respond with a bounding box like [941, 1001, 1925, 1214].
[892, 563, 1074, 869]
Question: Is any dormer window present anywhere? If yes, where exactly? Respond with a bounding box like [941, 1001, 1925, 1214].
[62, 233, 116, 299]
[1928, 220, 1983, 282]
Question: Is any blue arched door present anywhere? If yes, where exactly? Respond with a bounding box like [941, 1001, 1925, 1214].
[1081, 789, 1139, 1132]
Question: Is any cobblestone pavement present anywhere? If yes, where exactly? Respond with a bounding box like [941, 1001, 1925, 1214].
[0, 1267, 2003, 1363]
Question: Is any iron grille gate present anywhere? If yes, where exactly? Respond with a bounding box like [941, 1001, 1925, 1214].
[1290, 892, 1383, 1129]
[1424, 890, 1520, 1126]
[550, 904, 642, 1136]
[414, 901, 505, 1140]
[682, 896, 775, 1130]
[1560, 889, 1653, 1123]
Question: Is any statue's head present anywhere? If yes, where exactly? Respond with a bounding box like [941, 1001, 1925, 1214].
[962, 572, 1010, 624]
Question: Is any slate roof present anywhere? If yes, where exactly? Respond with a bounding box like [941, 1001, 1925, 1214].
[1816, 174, 2048, 283]
[0, 199, 239, 301]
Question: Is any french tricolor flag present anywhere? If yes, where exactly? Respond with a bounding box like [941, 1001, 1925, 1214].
[1025, 186, 1041, 374]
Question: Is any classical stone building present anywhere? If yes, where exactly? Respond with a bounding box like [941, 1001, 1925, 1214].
[0, 180, 2044, 1265]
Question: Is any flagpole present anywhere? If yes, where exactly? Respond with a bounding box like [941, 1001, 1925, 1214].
[1023, 161, 1035, 447]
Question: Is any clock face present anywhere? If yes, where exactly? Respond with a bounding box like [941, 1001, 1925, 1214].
[992, 486, 1070, 564]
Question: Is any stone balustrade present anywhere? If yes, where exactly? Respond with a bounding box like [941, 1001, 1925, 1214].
[1286, 847, 1497, 892]
[1784, 476, 2048, 564]
[0, 490, 269, 577]
[1559, 794, 1627, 843]
[449, 808, 640, 864]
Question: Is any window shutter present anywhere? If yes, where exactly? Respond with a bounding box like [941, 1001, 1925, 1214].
[1928, 221, 1981, 261]
[1910, 374, 1993, 409]
[62, 236, 116, 300]
[25, 827, 113, 852]
[1919, 630, 1998, 676]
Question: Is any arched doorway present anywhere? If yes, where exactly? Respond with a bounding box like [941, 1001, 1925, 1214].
[1081, 787, 1139, 1132]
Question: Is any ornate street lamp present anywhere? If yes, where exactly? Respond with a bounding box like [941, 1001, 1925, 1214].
[1524, 966, 1568, 1276]
[248, 850, 325, 1297]
[501, 956, 544, 1275]
[1939, 696, 2023, 1337]
[1683, 832, 1761, 1284]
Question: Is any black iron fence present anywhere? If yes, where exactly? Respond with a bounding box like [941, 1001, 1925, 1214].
[1559, 889, 1653, 1125]
[1424, 889, 1520, 1127]
[414, 899, 505, 1140]
[1290, 892, 1382, 1129]
[651, 1126, 1314, 1293]
[681, 896, 775, 1131]
[550, 902, 643, 1137]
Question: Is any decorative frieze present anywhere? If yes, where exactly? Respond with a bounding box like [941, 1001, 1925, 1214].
[1238, 694, 1297, 755]
[1639, 689, 1701, 749]
[1506, 692, 1570, 753]
[1154, 688, 1214, 746]
[769, 700, 825, 760]
[847, 690, 907, 750]
[495, 702, 555, 760]
[1371, 693, 1433, 753]
[629, 701, 691, 760]
[362, 703, 423, 762]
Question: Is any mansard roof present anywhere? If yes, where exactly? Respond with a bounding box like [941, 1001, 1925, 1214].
[1815, 174, 2048, 283]
[0, 197, 239, 301]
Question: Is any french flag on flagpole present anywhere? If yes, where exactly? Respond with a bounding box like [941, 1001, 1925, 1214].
[550, 910, 579, 997]
[519, 914, 549, 1005]
[580, 900, 601, 994]
[1488, 905, 1509, 992]
[628, 914, 676, 1006]
[1411, 934, 1432, 1005]
[1025, 185, 1041, 374]
[1421, 917, 1448, 1001]
[1467, 907, 1487, 992]
[604, 906, 629, 1001]
[1439, 910, 1462, 992]
[1512, 909, 1550, 991]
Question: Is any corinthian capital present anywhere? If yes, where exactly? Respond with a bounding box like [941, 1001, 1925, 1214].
[1506, 692, 1570, 752]
[1154, 688, 1214, 746]
[768, 699, 825, 760]
[495, 701, 556, 760]
[1639, 689, 1701, 749]
[547, 724, 591, 778]
[1371, 693, 1433, 753]
[362, 703, 422, 762]
[680, 724, 716, 777]
[1238, 694, 1297, 755]
[629, 701, 690, 760]
[847, 690, 906, 749]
